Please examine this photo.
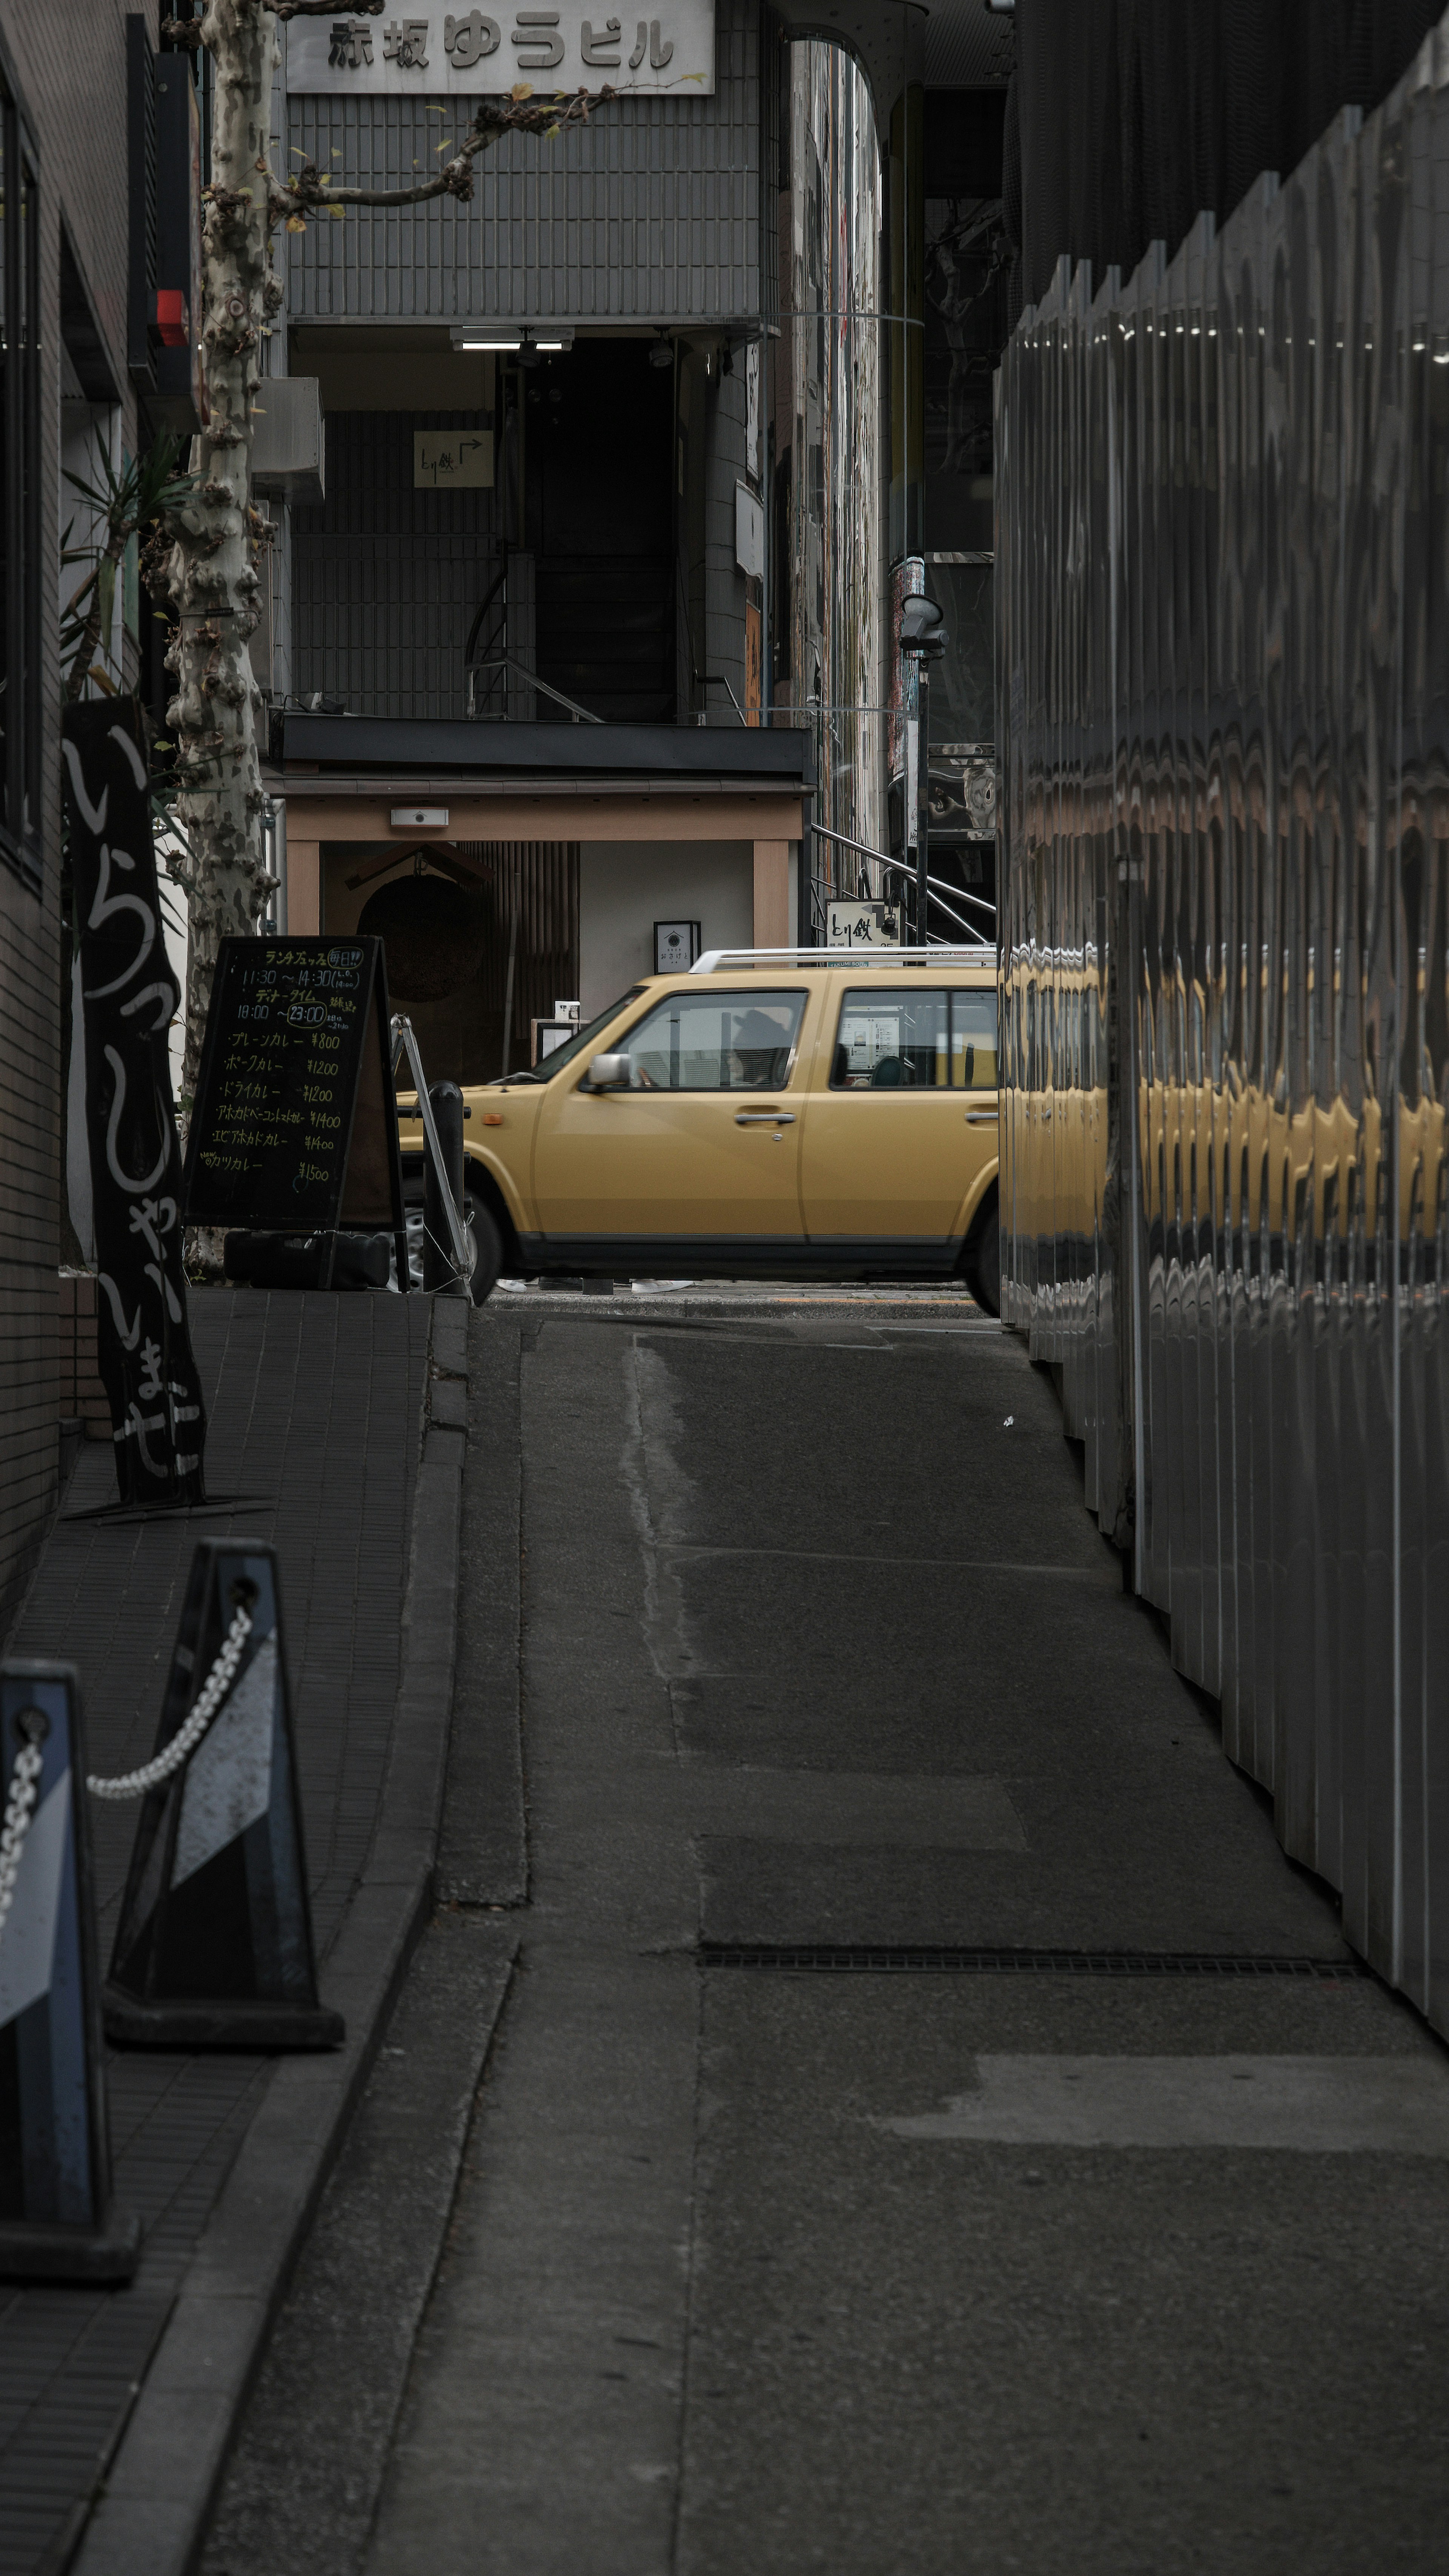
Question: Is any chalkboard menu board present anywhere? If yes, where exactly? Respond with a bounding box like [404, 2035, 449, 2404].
[182, 936, 407, 1285]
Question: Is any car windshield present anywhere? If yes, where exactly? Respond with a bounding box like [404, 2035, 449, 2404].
[503, 987, 647, 1082]
[624, 990, 805, 1090]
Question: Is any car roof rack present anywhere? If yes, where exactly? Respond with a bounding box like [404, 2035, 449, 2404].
[688, 944, 994, 974]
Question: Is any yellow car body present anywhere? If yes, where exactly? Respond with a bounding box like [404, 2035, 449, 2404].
[397, 952, 1001, 1303]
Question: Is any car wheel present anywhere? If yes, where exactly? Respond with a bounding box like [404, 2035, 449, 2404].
[964, 1202, 1000, 1316]
[465, 1193, 502, 1305]
[400, 1182, 502, 1303]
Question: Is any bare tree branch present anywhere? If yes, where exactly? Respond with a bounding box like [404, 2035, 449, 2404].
[163, 0, 386, 35]
[271, 87, 610, 220]
[153, 0, 618, 1103]
[165, 3, 609, 221]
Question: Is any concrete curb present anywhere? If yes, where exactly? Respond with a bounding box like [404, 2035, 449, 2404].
[497, 1290, 992, 1323]
[71, 1296, 471, 2576]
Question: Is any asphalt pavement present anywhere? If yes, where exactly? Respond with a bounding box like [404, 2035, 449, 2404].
[211, 1298, 1449, 2575]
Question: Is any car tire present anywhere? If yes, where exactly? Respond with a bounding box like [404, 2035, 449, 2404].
[964, 1202, 1000, 1317]
[401, 1179, 503, 1303]
[465, 1193, 502, 1304]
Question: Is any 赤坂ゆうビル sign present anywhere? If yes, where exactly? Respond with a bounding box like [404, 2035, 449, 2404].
[287, 7, 716, 96]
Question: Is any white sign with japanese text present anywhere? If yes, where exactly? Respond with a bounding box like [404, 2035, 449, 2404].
[287, 8, 716, 98]
[827, 901, 903, 951]
[414, 429, 494, 487]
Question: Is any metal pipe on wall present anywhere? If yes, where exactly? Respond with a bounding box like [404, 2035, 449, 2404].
[780, 40, 886, 928]
[264, 798, 288, 936]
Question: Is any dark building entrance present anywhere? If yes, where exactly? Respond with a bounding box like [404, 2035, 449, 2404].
[525, 339, 676, 725]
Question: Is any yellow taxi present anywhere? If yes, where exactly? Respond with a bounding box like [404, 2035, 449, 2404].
[398, 945, 1001, 1311]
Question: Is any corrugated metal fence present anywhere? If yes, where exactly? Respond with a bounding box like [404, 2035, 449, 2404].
[997, 17, 1449, 2029]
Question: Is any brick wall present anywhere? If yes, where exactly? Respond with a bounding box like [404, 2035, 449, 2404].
[56, 1274, 112, 1437]
[0, 4, 158, 1635]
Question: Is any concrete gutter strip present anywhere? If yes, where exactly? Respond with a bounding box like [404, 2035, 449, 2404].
[436, 1308, 526, 1908]
[70, 1297, 470, 2576]
[496, 1290, 996, 1323]
[197, 1916, 519, 2576]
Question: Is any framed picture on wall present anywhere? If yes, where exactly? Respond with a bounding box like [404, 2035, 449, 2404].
[655, 920, 701, 974]
[532, 1017, 577, 1065]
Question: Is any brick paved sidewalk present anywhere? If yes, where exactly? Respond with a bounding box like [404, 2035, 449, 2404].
[0, 1289, 439, 2576]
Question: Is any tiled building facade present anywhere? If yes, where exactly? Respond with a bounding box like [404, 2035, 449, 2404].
[270, 0, 772, 732]
[0, 3, 163, 1634]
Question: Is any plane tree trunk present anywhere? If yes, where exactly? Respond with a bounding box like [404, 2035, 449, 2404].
[155, 0, 608, 1101]
[155, 0, 280, 1112]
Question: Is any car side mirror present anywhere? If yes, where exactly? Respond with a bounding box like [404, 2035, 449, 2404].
[586, 1052, 633, 1090]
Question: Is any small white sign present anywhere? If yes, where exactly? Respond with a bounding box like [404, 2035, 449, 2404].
[553, 997, 581, 1022]
[415, 429, 493, 489]
[745, 340, 761, 480]
[288, 8, 716, 98]
[734, 481, 764, 581]
[827, 900, 902, 951]
[654, 919, 700, 973]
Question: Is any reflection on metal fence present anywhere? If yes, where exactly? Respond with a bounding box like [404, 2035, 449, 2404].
[997, 21, 1449, 2031]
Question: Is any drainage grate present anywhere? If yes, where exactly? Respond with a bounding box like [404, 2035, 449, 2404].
[699, 1944, 1374, 1978]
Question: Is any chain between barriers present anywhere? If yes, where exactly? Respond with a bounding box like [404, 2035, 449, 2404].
[0, 1589, 258, 1954]
[0, 1731, 45, 1945]
[86, 1592, 256, 1803]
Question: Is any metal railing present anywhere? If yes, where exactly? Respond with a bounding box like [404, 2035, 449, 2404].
[811, 821, 996, 945]
[466, 652, 603, 725]
[391, 1017, 473, 1285]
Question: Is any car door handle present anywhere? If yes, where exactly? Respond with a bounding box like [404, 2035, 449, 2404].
[735, 1111, 795, 1125]
[964, 1109, 998, 1125]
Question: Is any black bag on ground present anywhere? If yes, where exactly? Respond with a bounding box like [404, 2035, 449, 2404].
[224, 1231, 392, 1291]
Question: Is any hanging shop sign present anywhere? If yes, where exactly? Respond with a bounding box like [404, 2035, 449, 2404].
[61, 701, 208, 1509]
[826, 900, 902, 950]
[288, 5, 715, 98]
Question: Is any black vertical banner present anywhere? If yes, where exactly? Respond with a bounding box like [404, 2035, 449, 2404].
[61, 699, 207, 1506]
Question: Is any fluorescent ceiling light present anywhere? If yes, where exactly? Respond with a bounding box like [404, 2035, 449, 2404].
[452, 323, 573, 352]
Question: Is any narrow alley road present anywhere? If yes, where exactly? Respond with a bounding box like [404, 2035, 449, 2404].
[222, 1301, 1449, 2576]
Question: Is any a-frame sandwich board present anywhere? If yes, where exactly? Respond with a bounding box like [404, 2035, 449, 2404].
[182, 934, 408, 1289]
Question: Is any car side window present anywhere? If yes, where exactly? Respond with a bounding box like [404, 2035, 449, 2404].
[952, 988, 998, 1090]
[831, 989, 951, 1088]
[623, 990, 806, 1091]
